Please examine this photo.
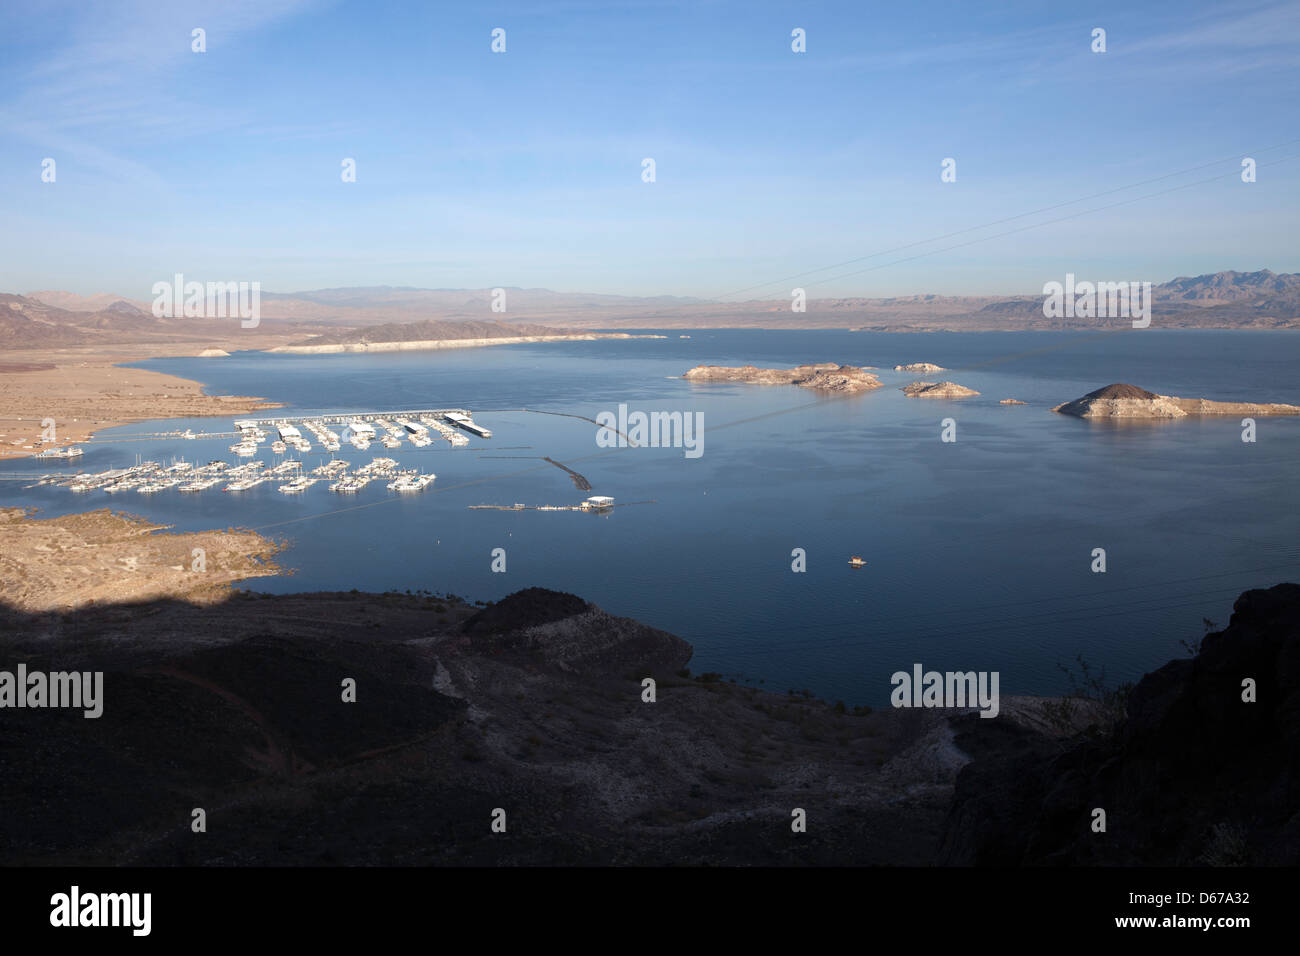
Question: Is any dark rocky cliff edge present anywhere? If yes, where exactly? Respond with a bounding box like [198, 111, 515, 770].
[0, 583, 1295, 866]
[939, 583, 1300, 865]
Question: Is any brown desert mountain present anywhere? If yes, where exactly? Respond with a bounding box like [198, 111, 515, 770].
[20, 269, 1300, 339]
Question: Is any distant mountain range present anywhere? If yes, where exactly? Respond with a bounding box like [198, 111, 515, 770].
[9, 270, 1300, 348]
[1, 294, 160, 347]
[0, 293, 327, 349]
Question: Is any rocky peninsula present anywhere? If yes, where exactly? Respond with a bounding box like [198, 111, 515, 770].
[683, 363, 882, 393]
[1053, 383, 1300, 419]
[0, 507, 283, 611]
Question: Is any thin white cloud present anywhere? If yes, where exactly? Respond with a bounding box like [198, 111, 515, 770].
[0, 0, 323, 182]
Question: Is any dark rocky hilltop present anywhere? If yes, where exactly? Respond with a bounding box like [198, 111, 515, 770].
[0, 582, 1295, 865]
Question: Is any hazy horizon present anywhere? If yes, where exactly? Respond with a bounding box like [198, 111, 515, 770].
[16, 264, 1300, 311]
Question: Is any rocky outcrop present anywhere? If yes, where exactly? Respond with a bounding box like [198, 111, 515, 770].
[894, 362, 946, 372]
[1054, 383, 1300, 418]
[999, 399, 1027, 405]
[1052, 384, 1184, 417]
[1167, 396, 1300, 416]
[683, 363, 882, 393]
[939, 583, 1300, 865]
[462, 587, 690, 676]
[901, 381, 979, 398]
[197, 348, 230, 357]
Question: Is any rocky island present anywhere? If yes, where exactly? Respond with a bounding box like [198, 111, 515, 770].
[894, 362, 946, 372]
[683, 363, 882, 393]
[1053, 383, 1300, 418]
[1000, 399, 1027, 405]
[901, 381, 980, 398]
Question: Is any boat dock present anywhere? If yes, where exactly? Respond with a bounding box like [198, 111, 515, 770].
[236, 408, 475, 429]
[30, 455, 435, 498]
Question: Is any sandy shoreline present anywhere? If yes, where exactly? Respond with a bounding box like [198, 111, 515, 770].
[0, 342, 294, 460]
[0, 507, 284, 611]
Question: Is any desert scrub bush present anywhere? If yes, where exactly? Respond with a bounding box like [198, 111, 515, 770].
[1180, 618, 1218, 657]
[1042, 654, 1134, 738]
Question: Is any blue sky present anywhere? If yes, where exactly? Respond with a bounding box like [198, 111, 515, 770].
[1, 0, 1297, 299]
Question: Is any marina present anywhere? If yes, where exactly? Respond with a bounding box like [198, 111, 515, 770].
[13, 403, 625, 518]
[25, 455, 437, 498]
[14, 408, 489, 499]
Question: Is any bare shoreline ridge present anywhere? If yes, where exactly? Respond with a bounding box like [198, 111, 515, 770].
[268, 331, 662, 354]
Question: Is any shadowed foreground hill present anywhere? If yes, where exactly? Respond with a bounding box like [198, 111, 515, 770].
[0, 588, 955, 865]
[0, 583, 1295, 866]
[940, 583, 1300, 865]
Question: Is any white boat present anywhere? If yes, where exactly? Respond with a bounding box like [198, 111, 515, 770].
[278, 477, 315, 494]
[36, 446, 84, 459]
[387, 473, 436, 492]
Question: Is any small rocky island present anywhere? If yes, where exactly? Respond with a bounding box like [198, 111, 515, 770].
[901, 381, 980, 398]
[1053, 383, 1300, 419]
[1000, 399, 1027, 405]
[894, 362, 946, 372]
[683, 363, 882, 393]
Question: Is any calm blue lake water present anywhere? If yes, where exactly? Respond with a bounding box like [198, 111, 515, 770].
[6, 329, 1300, 706]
